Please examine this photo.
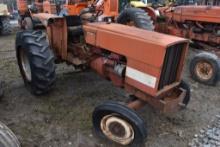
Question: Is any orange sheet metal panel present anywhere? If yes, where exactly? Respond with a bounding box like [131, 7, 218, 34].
[169, 6, 220, 23]
[83, 23, 188, 96]
[63, 3, 87, 15]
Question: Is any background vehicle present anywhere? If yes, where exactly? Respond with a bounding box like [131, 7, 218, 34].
[0, 3, 12, 35]
[156, 4, 220, 85]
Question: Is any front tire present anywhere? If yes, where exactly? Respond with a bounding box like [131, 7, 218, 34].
[117, 8, 154, 31]
[16, 30, 56, 95]
[0, 122, 20, 147]
[93, 101, 147, 146]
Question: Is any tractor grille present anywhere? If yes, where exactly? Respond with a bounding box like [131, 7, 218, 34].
[158, 43, 184, 90]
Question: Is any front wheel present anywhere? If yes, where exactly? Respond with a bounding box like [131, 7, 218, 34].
[0, 122, 20, 147]
[22, 17, 33, 30]
[16, 30, 56, 95]
[92, 101, 147, 146]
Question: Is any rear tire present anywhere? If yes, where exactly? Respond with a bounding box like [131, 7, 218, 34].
[0, 17, 12, 35]
[190, 52, 219, 85]
[117, 8, 154, 31]
[93, 101, 147, 146]
[16, 30, 56, 95]
[0, 122, 20, 147]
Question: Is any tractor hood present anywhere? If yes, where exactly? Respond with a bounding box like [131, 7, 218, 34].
[83, 22, 188, 68]
[83, 23, 189, 95]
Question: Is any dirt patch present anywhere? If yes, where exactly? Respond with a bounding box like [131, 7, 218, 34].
[0, 32, 220, 147]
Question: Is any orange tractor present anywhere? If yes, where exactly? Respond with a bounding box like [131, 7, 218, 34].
[15, 0, 190, 146]
[155, 4, 220, 85]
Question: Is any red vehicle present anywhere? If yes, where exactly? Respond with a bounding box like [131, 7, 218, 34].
[156, 5, 220, 85]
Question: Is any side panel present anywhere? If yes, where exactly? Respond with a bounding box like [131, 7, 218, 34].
[173, 6, 220, 23]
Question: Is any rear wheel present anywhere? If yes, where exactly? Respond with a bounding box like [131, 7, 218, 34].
[23, 17, 33, 30]
[16, 31, 56, 95]
[190, 52, 219, 85]
[93, 101, 147, 146]
[0, 17, 12, 35]
[0, 122, 20, 147]
[117, 8, 154, 31]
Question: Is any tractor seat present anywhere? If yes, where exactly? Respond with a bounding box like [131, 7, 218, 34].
[68, 26, 83, 37]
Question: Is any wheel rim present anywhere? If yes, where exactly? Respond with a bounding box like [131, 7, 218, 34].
[194, 60, 214, 81]
[20, 48, 32, 81]
[100, 114, 134, 145]
[23, 20, 28, 30]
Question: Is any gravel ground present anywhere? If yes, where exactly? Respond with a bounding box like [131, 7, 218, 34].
[190, 115, 220, 147]
[0, 31, 220, 147]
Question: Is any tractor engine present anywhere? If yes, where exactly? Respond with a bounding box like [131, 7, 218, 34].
[158, 5, 220, 47]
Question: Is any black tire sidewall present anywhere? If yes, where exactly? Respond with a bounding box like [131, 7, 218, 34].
[190, 55, 219, 85]
[93, 102, 147, 146]
[117, 8, 154, 31]
[16, 31, 55, 95]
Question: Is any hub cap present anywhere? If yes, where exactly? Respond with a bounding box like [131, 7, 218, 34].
[20, 48, 32, 81]
[195, 61, 213, 81]
[100, 114, 134, 145]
